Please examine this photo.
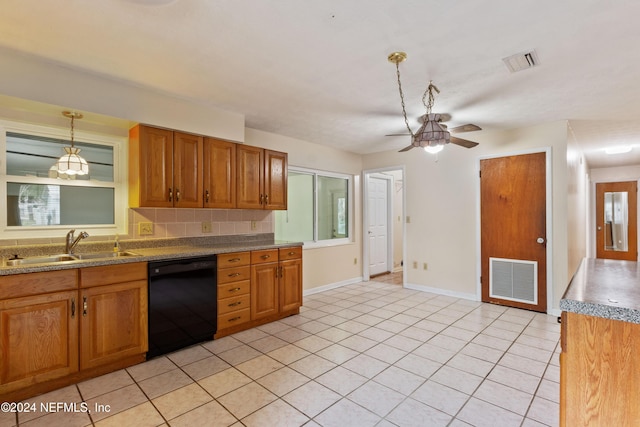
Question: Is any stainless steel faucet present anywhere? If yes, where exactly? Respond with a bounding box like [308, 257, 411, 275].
[65, 229, 89, 254]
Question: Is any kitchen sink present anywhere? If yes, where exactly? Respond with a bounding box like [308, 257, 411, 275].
[73, 251, 141, 260]
[3, 251, 141, 266]
[5, 254, 78, 266]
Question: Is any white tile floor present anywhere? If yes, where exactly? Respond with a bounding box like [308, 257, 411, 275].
[1, 276, 561, 427]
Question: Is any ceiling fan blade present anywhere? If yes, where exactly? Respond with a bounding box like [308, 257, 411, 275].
[450, 124, 482, 133]
[386, 133, 411, 137]
[450, 136, 479, 148]
[398, 145, 415, 152]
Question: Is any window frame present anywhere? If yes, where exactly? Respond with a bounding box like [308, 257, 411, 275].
[276, 166, 353, 248]
[0, 119, 128, 239]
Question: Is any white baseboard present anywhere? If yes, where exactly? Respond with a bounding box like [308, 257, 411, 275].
[404, 282, 479, 301]
[303, 277, 364, 296]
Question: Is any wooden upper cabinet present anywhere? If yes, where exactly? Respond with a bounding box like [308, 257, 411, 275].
[237, 144, 264, 209]
[173, 132, 203, 208]
[237, 145, 287, 210]
[204, 138, 236, 208]
[265, 150, 288, 210]
[130, 125, 174, 207]
[129, 125, 203, 208]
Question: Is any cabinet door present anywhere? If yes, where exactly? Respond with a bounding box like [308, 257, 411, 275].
[237, 145, 264, 209]
[251, 263, 279, 320]
[0, 291, 78, 392]
[138, 125, 174, 207]
[264, 150, 288, 210]
[280, 258, 302, 312]
[80, 280, 148, 370]
[204, 138, 236, 208]
[173, 132, 203, 208]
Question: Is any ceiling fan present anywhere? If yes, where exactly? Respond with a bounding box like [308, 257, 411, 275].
[387, 52, 482, 154]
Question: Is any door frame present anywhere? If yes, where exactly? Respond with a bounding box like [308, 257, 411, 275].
[476, 147, 553, 312]
[362, 166, 406, 283]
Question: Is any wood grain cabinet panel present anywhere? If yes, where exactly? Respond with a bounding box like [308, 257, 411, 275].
[203, 138, 236, 208]
[250, 262, 279, 320]
[237, 145, 287, 210]
[0, 290, 79, 395]
[560, 311, 640, 426]
[79, 280, 148, 370]
[129, 125, 203, 208]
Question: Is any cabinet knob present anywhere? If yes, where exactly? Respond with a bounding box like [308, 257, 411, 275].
[176, 189, 180, 202]
[168, 188, 173, 202]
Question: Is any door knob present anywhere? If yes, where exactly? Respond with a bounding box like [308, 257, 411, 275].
[597, 226, 602, 231]
[536, 237, 545, 244]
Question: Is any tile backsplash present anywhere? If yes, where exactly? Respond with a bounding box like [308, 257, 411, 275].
[129, 208, 273, 239]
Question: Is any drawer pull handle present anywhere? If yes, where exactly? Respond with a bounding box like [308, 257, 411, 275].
[228, 287, 242, 292]
[205, 190, 210, 203]
[228, 302, 242, 307]
[71, 298, 76, 318]
[261, 254, 271, 259]
[228, 316, 242, 322]
[288, 251, 295, 256]
[82, 296, 88, 317]
[228, 258, 241, 263]
[228, 272, 241, 277]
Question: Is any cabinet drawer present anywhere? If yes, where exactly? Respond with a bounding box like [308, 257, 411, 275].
[80, 262, 147, 288]
[279, 246, 302, 261]
[218, 308, 250, 330]
[0, 269, 78, 299]
[218, 294, 251, 315]
[251, 249, 278, 264]
[217, 266, 251, 284]
[218, 280, 250, 296]
[217, 252, 250, 267]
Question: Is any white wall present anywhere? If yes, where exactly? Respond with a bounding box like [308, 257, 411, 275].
[363, 122, 571, 311]
[244, 128, 364, 292]
[566, 131, 589, 281]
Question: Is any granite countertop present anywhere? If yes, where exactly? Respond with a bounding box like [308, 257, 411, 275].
[0, 234, 302, 276]
[560, 258, 640, 324]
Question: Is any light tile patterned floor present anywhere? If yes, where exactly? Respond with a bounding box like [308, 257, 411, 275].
[1, 275, 560, 427]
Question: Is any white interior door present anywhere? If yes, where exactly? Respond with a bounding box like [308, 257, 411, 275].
[368, 175, 390, 276]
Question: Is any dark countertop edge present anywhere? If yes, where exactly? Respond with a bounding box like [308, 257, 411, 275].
[560, 258, 640, 325]
[0, 241, 303, 276]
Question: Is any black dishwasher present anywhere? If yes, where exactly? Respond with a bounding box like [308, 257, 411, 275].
[147, 256, 217, 359]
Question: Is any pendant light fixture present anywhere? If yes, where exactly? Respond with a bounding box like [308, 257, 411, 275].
[56, 111, 89, 176]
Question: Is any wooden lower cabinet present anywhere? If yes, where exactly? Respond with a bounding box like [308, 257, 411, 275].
[0, 263, 148, 401]
[79, 280, 148, 370]
[0, 290, 79, 396]
[251, 261, 279, 320]
[215, 246, 303, 338]
[560, 311, 640, 426]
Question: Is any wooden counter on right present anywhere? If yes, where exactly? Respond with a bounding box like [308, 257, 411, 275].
[559, 258, 640, 426]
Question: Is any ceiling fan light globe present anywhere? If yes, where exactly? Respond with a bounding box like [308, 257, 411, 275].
[424, 145, 444, 154]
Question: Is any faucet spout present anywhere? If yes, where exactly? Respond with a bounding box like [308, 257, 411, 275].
[65, 230, 89, 254]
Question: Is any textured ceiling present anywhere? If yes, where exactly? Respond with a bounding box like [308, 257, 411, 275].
[1, 0, 640, 168]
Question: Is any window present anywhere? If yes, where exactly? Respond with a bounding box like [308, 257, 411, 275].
[1, 121, 127, 237]
[275, 168, 352, 246]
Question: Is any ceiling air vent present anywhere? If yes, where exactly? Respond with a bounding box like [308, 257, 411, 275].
[502, 50, 539, 73]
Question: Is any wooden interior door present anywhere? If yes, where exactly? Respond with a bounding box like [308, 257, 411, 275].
[595, 181, 638, 261]
[480, 152, 547, 312]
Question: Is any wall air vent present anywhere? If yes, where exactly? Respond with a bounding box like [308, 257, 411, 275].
[502, 50, 539, 73]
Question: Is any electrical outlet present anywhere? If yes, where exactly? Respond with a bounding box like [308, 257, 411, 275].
[413, 261, 418, 269]
[202, 221, 212, 233]
[251, 220, 257, 230]
[139, 222, 153, 236]
[423, 262, 428, 270]
[354, 257, 358, 265]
